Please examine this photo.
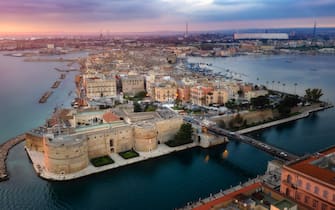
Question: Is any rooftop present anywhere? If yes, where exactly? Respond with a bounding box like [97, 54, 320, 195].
[286, 146, 335, 187]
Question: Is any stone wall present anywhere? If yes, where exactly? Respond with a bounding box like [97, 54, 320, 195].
[155, 117, 183, 143]
[25, 133, 44, 152]
[134, 123, 157, 152]
[43, 138, 89, 174]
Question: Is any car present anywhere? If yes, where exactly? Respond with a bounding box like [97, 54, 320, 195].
[280, 152, 288, 157]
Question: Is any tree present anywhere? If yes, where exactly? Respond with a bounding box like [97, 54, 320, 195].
[304, 88, 323, 102]
[166, 123, 193, 147]
[251, 95, 269, 109]
[277, 95, 300, 117]
[133, 102, 142, 112]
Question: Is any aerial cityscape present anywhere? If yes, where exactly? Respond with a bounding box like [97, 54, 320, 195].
[1, 0, 335, 210]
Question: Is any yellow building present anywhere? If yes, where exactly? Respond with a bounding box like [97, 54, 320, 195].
[154, 84, 177, 103]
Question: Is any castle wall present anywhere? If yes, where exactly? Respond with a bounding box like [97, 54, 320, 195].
[155, 117, 183, 143]
[134, 123, 157, 152]
[43, 138, 89, 174]
[25, 132, 44, 152]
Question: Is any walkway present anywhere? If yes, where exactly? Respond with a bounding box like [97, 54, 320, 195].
[0, 134, 25, 181]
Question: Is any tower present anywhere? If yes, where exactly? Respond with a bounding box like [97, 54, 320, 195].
[313, 20, 317, 40]
[184, 22, 189, 38]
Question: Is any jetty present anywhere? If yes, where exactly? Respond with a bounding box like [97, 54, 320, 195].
[24, 58, 75, 62]
[38, 91, 53, 103]
[51, 81, 61, 89]
[0, 134, 25, 181]
[54, 67, 78, 72]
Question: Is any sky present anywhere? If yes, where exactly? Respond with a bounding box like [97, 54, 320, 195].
[1, 0, 335, 34]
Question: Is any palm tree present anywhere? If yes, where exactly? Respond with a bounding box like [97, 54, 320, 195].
[282, 83, 286, 92]
[277, 81, 281, 91]
[272, 80, 275, 90]
[266, 81, 269, 88]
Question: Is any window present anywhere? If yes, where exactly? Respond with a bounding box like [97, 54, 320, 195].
[304, 196, 310, 204]
[297, 179, 302, 187]
[313, 199, 318, 208]
[333, 194, 335, 202]
[323, 190, 328, 199]
[306, 183, 311, 191]
[314, 186, 319, 195]
[287, 174, 292, 183]
[321, 203, 327, 210]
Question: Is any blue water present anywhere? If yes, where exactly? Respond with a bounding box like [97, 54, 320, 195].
[0, 54, 335, 210]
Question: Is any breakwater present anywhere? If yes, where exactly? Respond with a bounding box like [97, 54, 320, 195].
[0, 134, 25, 181]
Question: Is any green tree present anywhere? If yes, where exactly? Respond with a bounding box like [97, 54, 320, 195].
[218, 120, 226, 129]
[251, 95, 269, 109]
[133, 102, 142, 112]
[304, 88, 323, 102]
[166, 123, 193, 147]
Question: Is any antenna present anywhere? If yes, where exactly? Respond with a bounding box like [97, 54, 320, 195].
[185, 22, 189, 38]
[313, 19, 317, 39]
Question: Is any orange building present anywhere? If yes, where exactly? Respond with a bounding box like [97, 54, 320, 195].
[190, 86, 214, 106]
[177, 86, 190, 103]
[280, 146, 335, 210]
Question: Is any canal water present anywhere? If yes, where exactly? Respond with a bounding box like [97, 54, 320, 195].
[0, 54, 335, 210]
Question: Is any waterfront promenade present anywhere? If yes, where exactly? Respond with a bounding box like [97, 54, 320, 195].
[0, 134, 25, 181]
[237, 105, 333, 134]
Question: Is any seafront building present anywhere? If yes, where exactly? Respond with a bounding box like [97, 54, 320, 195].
[25, 107, 182, 175]
[280, 146, 335, 210]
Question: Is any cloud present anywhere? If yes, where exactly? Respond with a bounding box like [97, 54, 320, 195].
[1, 0, 335, 32]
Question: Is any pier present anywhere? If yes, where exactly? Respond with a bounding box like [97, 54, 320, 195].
[0, 134, 25, 181]
[54, 67, 78, 72]
[38, 91, 53, 103]
[51, 81, 61, 89]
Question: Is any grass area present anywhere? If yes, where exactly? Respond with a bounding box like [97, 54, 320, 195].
[90, 156, 114, 167]
[166, 139, 193, 147]
[119, 150, 140, 159]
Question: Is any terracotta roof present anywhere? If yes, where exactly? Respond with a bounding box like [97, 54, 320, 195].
[286, 146, 335, 187]
[103, 111, 120, 123]
[193, 182, 262, 210]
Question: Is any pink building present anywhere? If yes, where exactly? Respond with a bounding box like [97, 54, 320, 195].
[280, 146, 335, 210]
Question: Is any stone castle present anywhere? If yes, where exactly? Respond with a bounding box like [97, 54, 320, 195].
[25, 107, 182, 175]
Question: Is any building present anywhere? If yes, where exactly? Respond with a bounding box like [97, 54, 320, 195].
[121, 75, 145, 96]
[25, 108, 183, 175]
[153, 84, 177, 103]
[191, 182, 298, 210]
[84, 76, 117, 99]
[245, 89, 269, 101]
[234, 33, 289, 40]
[207, 88, 229, 105]
[190, 86, 214, 106]
[280, 146, 335, 210]
[177, 86, 191, 103]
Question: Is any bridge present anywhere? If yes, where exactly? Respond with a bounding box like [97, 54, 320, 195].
[206, 125, 299, 161]
[184, 117, 299, 162]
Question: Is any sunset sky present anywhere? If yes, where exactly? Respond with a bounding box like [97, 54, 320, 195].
[1, 0, 335, 34]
